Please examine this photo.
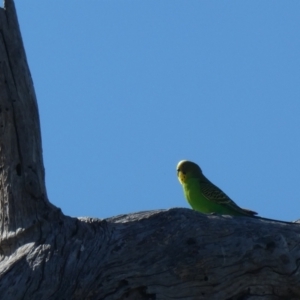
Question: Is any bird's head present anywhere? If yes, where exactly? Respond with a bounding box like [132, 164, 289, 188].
[176, 160, 203, 184]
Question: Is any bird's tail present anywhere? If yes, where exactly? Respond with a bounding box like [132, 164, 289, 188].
[242, 208, 258, 216]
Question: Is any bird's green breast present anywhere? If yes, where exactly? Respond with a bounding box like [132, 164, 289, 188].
[182, 178, 237, 215]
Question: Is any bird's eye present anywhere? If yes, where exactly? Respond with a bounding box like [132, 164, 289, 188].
[177, 168, 186, 175]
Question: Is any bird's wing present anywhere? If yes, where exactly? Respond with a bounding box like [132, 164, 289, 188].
[199, 178, 255, 215]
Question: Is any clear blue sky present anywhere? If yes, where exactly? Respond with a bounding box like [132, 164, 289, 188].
[14, 1, 300, 221]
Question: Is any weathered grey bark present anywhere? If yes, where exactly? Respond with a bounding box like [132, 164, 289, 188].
[0, 1, 300, 299]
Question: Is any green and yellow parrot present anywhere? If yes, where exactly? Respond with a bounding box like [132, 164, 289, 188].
[177, 160, 257, 217]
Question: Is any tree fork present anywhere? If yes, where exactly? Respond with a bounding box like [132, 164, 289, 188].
[0, 1, 300, 299]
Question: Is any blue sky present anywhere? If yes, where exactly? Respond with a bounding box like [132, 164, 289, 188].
[14, 1, 300, 221]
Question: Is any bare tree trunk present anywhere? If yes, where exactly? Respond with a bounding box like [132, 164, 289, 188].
[0, 0, 57, 243]
[0, 1, 300, 299]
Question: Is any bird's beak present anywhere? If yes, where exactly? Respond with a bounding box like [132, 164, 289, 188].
[177, 169, 185, 184]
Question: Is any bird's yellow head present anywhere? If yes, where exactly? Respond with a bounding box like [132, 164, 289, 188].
[176, 160, 203, 184]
